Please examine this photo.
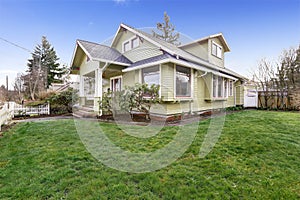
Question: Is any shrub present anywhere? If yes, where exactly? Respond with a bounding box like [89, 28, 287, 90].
[50, 104, 69, 115]
[47, 88, 78, 114]
[98, 91, 113, 115]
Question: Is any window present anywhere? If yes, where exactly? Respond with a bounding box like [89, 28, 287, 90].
[229, 81, 233, 96]
[212, 42, 222, 59]
[111, 77, 122, 92]
[212, 75, 227, 98]
[224, 79, 228, 98]
[123, 41, 130, 52]
[142, 66, 160, 86]
[213, 75, 217, 98]
[131, 37, 139, 49]
[123, 36, 140, 52]
[217, 76, 223, 98]
[176, 65, 191, 97]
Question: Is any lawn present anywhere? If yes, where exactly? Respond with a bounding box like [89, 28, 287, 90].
[0, 110, 299, 199]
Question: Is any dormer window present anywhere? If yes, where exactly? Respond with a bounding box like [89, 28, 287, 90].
[212, 42, 222, 59]
[123, 36, 140, 53]
[131, 37, 139, 49]
[123, 41, 130, 52]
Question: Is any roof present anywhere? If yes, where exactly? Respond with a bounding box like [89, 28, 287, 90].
[178, 33, 230, 52]
[77, 40, 132, 65]
[115, 23, 244, 79]
[71, 23, 244, 80]
[129, 53, 175, 68]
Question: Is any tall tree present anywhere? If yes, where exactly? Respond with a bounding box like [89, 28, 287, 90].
[152, 12, 180, 46]
[27, 36, 66, 88]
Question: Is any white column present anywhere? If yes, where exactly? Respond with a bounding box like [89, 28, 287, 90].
[94, 68, 103, 114]
[94, 70, 98, 97]
[79, 75, 84, 97]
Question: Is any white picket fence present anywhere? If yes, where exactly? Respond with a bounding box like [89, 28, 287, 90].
[0, 103, 14, 132]
[13, 102, 50, 116]
[0, 102, 50, 131]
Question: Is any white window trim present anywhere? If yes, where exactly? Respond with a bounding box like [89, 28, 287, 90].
[140, 65, 161, 98]
[110, 75, 122, 92]
[122, 41, 130, 53]
[122, 35, 140, 53]
[224, 79, 228, 98]
[212, 41, 222, 59]
[174, 65, 192, 98]
[229, 80, 234, 96]
[212, 75, 229, 99]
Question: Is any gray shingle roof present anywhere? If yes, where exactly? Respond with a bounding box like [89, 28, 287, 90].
[78, 39, 132, 65]
[130, 53, 174, 68]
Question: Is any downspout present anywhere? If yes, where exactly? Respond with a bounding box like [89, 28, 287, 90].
[198, 71, 208, 78]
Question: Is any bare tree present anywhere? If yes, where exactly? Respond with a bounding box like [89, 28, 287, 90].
[23, 56, 44, 100]
[0, 85, 7, 102]
[253, 59, 275, 108]
[13, 73, 25, 102]
[280, 47, 298, 109]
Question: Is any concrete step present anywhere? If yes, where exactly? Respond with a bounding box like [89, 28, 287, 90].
[72, 106, 97, 118]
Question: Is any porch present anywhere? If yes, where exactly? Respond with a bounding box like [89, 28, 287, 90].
[78, 64, 124, 114]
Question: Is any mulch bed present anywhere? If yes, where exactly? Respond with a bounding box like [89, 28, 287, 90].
[13, 113, 73, 120]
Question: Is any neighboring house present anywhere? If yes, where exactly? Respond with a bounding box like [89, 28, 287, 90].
[70, 23, 246, 117]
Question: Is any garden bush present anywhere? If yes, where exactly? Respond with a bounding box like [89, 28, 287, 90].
[47, 88, 78, 114]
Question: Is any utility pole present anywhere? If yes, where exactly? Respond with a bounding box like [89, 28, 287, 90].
[5, 75, 8, 101]
[6, 75, 8, 91]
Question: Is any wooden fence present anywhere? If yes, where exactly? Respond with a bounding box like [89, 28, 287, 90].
[258, 91, 300, 110]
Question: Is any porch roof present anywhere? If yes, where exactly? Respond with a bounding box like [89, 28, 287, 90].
[77, 40, 132, 65]
[123, 52, 246, 80]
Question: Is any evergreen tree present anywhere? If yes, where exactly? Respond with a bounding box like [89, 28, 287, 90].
[152, 12, 180, 46]
[27, 36, 66, 88]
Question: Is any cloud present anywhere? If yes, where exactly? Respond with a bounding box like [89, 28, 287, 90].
[88, 21, 94, 26]
[113, 0, 126, 4]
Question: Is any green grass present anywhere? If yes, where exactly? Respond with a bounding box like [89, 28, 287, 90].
[0, 110, 299, 199]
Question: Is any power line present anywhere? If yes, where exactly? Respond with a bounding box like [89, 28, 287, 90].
[0, 36, 32, 53]
[0, 36, 69, 66]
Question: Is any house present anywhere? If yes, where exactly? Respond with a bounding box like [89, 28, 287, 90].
[70, 23, 246, 118]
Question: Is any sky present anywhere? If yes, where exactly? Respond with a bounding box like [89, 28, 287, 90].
[0, 0, 299, 89]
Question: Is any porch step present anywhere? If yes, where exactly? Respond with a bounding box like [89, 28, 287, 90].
[72, 106, 97, 118]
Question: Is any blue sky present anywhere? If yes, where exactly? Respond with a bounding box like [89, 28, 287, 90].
[0, 0, 299, 89]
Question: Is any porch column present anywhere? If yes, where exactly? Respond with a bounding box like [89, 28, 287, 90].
[79, 75, 85, 106]
[94, 68, 103, 114]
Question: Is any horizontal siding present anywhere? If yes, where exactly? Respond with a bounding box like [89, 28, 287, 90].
[124, 40, 163, 62]
[227, 96, 235, 107]
[80, 57, 99, 76]
[208, 38, 224, 68]
[181, 41, 208, 61]
[114, 30, 163, 63]
[161, 63, 175, 101]
[122, 71, 136, 88]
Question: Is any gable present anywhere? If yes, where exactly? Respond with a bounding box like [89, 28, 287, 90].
[180, 40, 209, 61]
[111, 26, 163, 63]
[70, 44, 86, 74]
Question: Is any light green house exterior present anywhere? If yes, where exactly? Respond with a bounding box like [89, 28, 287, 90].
[70, 23, 246, 117]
